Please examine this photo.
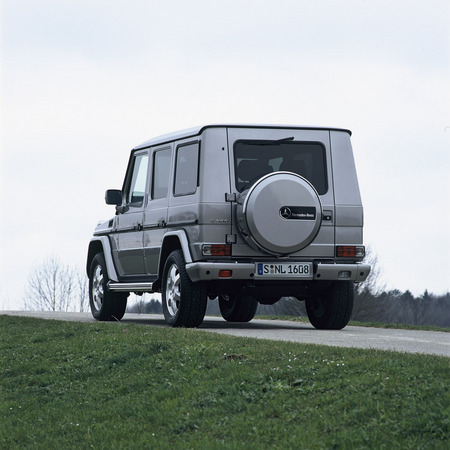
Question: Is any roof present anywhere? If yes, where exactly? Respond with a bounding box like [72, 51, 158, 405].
[133, 124, 352, 150]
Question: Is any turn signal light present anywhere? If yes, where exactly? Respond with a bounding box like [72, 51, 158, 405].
[336, 246, 365, 258]
[202, 244, 232, 256]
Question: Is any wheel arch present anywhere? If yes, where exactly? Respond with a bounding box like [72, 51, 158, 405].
[86, 237, 119, 282]
[157, 230, 192, 280]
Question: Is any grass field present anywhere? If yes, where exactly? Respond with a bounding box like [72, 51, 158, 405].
[1, 315, 448, 449]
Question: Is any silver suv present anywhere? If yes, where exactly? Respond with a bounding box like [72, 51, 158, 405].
[86, 125, 370, 329]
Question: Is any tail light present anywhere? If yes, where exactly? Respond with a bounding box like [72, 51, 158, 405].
[202, 244, 231, 256]
[336, 246, 365, 258]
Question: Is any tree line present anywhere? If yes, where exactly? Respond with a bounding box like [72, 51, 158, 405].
[17, 254, 449, 328]
[199, 290, 450, 328]
[352, 288, 450, 327]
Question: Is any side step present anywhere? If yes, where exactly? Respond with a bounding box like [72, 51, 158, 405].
[108, 282, 154, 292]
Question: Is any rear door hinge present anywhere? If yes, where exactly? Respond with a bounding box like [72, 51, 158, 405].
[226, 234, 237, 244]
[225, 193, 237, 202]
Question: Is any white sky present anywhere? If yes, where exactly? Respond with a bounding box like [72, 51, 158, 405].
[1, 0, 449, 309]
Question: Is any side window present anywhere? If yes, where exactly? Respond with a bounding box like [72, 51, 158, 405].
[152, 148, 171, 199]
[174, 142, 199, 196]
[127, 153, 149, 205]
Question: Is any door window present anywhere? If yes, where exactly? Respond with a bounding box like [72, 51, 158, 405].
[127, 153, 149, 204]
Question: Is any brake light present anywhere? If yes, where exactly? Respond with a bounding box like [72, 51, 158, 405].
[202, 244, 232, 256]
[336, 246, 365, 258]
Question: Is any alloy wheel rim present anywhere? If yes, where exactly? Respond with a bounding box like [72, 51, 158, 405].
[165, 264, 181, 317]
[92, 265, 104, 311]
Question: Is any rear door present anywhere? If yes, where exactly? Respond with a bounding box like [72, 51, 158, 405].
[143, 146, 172, 275]
[226, 126, 335, 257]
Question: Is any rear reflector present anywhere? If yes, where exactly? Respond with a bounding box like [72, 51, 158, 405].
[218, 270, 232, 278]
[336, 246, 365, 258]
[202, 244, 231, 256]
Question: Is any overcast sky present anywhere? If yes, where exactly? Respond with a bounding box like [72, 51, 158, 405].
[1, 0, 449, 309]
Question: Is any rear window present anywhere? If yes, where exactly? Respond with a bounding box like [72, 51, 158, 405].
[234, 140, 328, 194]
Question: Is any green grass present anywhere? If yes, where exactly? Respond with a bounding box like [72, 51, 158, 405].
[1, 316, 448, 449]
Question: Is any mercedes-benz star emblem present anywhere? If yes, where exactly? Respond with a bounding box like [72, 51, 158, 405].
[280, 207, 292, 219]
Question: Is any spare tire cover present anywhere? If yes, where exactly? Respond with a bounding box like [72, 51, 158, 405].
[236, 172, 322, 255]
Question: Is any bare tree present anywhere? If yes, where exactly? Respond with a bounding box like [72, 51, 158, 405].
[127, 294, 147, 314]
[24, 255, 77, 311]
[76, 269, 89, 312]
[0, 288, 10, 310]
[355, 246, 384, 295]
[352, 246, 386, 321]
[126, 294, 162, 314]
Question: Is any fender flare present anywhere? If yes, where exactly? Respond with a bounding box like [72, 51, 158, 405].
[86, 236, 119, 282]
[157, 230, 192, 278]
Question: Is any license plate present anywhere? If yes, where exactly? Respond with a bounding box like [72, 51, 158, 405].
[255, 262, 313, 278]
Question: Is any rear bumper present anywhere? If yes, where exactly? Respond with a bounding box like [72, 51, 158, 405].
[315, 263, 370, 282]
[185, 261, 371, 283]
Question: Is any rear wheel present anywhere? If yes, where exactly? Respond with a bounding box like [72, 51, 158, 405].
[89, 253, 128, 321]
[219, 293, 258, 322]
[162, 250, 207, 327]
[305, 281, 354, 330]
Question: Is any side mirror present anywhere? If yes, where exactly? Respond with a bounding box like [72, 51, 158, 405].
[105, 189, 122, 205]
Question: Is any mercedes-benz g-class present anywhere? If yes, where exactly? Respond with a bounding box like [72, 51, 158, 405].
[86, 124, 370, 329]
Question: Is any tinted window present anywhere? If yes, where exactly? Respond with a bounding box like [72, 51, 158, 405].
[234, 141, 327, 194]
[127, 153, 148, 204]
[174, 142, 199, 196]
[152, 148, 171, 199]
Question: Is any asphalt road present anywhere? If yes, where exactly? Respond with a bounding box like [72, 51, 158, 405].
[2, 311, 449, 357]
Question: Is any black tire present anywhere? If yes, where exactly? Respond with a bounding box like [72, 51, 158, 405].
[89, 253, 128, 321]
[305, 281, 354, 330]
[219, 293, 258, 322]
[161, 250, 207, 327]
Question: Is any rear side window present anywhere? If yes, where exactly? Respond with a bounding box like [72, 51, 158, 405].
[234, 141, 328, 194]
[152, 148, 171, 199]
[174, 142, 200, 196]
